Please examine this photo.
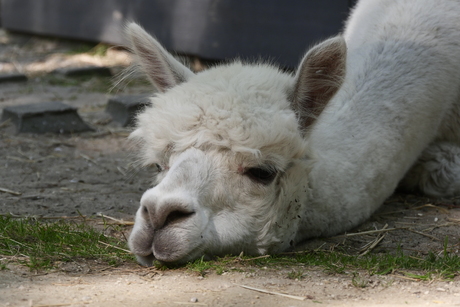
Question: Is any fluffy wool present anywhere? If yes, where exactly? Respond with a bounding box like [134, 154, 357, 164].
[127, 0, 460, 265]
[131, 62, 308, 170]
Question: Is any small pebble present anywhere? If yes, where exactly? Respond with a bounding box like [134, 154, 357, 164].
[190, 297, 198, 303]
[437, 288, 446, 292]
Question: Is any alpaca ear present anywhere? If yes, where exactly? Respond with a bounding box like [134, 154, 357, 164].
[125, 22, 194, 92]
[292, 36, 347, 129]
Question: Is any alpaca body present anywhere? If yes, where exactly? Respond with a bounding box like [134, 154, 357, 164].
[302, 0, 460, 238]
[127, 0, 460, 265]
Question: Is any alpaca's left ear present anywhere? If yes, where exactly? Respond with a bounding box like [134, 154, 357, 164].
[291, 36, 347, 129]
[125, 22, 194, 92]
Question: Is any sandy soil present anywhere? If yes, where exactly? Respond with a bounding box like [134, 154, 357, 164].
[1, 30, 460, 307]
[2, 261, 460, 307]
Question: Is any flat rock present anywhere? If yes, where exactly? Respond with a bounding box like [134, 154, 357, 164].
[0, 73, 28, 83]
[1, 101, 93, 134]
[105, 94, 152, 127]
[53, 66, 112, 77]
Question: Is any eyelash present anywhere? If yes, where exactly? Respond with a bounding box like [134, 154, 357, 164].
[243, 167, 278, 185]
[153, 164, 163, 172]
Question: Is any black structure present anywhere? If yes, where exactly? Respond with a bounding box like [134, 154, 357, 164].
[1, 102, 93, 134]
[1, 0, 357, 68]
[105, 94, 152, 127]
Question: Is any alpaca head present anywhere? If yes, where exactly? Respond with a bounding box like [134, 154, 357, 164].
[126, 23, 346, 265]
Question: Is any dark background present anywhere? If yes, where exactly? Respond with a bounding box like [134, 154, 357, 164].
[1, 0, 357, 68]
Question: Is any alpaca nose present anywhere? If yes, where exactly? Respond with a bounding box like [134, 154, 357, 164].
[141, 197, 195, 230]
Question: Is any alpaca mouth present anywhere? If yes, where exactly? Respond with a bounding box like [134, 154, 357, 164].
[135, 251, 203, 267]
[152, 246, 193, 264]
[134, 252, 179, 267]
[134, 250, 194, 266]
[130, 221, 206, 266]
[135, 253, 156, 267]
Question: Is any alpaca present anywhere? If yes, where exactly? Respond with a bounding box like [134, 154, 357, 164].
[127, 0, 460, 265]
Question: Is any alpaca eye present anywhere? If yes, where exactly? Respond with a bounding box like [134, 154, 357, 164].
[244, 167, 277, 185]
[150, 163, 163, 173]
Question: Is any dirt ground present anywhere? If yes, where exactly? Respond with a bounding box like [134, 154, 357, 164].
[1, 30, 460, 307]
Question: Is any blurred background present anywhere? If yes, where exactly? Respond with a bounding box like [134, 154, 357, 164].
[1, 0, 357, 69]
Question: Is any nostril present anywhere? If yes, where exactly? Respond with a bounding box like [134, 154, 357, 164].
[163, 210, 195, 228]
[141, 197, 195, 230]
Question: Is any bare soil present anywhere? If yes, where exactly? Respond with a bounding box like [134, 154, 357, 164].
[1, 30, 460, 307]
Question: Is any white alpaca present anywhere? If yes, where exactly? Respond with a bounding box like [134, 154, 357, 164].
[127, 0, 460, 265]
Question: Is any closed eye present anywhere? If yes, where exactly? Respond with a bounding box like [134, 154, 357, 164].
[152, 163, 168, 173]
[244, 167, 277, 185]
[154, 163, 162, 172]
[145, 163, 163, 173]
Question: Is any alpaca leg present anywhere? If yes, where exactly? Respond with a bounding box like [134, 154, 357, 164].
[400, 142, 460, 197]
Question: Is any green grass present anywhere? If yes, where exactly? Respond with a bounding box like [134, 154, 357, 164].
[184, 245, 460, 281]
[286, 269, 305, 280]
[1, 215, 459, 281]
[0, 216, 134, 270]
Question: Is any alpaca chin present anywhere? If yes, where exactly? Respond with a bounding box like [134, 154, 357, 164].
[135, 254, 155, 267]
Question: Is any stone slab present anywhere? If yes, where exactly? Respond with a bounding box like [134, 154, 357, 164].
[105, 94, 152, 127]
[53, 66, 112, 78]
[1, 101, 93, 134]
[0, 73, 28, 83]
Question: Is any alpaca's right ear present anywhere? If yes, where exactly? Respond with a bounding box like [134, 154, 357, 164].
[125, 23, 194, 92]
[291, 36, 347, 129]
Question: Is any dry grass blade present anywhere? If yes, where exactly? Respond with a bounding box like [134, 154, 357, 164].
[332, 227, 400, 238]
[33, 304, 72, 307]
[378, 209, 410, 216]
[117, 166, 127, 176]
[391, 274, 421, 281]
[239, 255, 271, 261]
[17, 148, 33, 160]
[79, 153, 98, 165]
[39, 215, 88, 220]
[97, 213, 134, 225]
[359, 224, 388, 256]
[236, 284, 307, 301]
[0, 213, 89, 220]
[6, 156, 34, 163]
[0, 118, 11, 128]
[413, 204, 449, 214]
[0, 234, 29, 247]
[7, 155, 57, 164]
[98, 240, 131, 253]
[406, 229, 440, 241]
[0, 187, 22, 196]
[423, 222, 459, 232]
[360, 234, 386, 256]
